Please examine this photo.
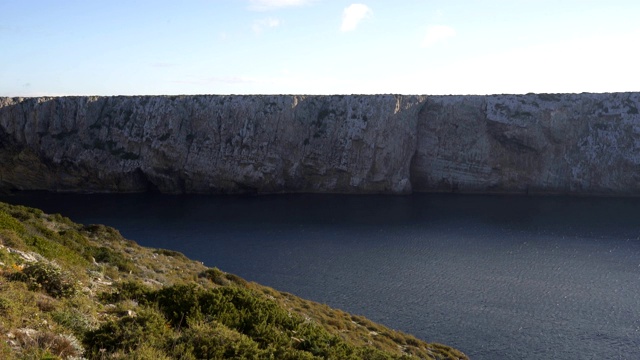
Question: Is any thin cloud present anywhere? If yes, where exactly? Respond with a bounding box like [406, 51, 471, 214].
[248, 0, 314, 11]
[421, 25, 456, 47]
[340, 4, 372, 32]
[252, 17, 281, 34]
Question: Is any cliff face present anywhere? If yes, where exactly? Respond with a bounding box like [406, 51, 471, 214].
[412, 93, 640, 195]
[1, 93, 639, 195]
[0, 95, 423, 194]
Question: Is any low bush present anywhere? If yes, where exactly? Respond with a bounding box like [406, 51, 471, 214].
[170, 320, 264, 360]
[155, 248, 187, 259]
[199, 267, 230, 286]
[0, 297, 12, 314]
[199, 267, 248, 287]
[100, 280, 153, 304]
[12, 329, 84, 359]
[35, 294, 57, 312]
[0, 210, 25, 234]
[52, 308, 94, 337]
[24, 235, 88, 268]
[0, 229, 25, 249]
[154, 283, 204, 328]
[10, 262, 77, 298]
[91, 246, 135, 272]
[82, 224, 122, 241]
[83, 306, 171, 356]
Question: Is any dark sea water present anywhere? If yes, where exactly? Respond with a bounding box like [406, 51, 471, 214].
[2, 192, 640, 359]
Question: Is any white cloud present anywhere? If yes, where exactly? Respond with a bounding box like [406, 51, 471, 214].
[248, 0, 313, 11]
[252, 17, 281, 34]
[421, 25, 456, 48]
[340, 4, 372, 32]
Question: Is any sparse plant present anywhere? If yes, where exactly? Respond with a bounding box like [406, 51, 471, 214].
[35, 294, 57, 312]
[0, 297, 12, 314]
[199, 267, 230, 286]
[91, 246, 135, 272]
[52, 308, 94, 337]
[83, 306, 171, 356]
[12, 329, 84, 359]
[101, 280, 153, 304]
[10, 261, 77, 298]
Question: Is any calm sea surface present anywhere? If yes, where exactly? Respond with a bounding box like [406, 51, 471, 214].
[2, 192, 640, 359]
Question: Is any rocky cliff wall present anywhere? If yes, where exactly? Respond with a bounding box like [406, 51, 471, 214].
[1, 93, 639, 195]
[0, 95, 423, 194]
[412, 93, 640, 195]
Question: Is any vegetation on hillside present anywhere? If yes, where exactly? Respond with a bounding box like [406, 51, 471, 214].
[0, 201, 467, 359]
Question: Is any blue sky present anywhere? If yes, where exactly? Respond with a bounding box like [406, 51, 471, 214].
[1, 0, 639, 96]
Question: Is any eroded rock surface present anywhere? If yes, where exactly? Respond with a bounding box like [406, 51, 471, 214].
[412, 93, 640, 195]
[0, 95, 423, 194]
[1, 93, 639, 195]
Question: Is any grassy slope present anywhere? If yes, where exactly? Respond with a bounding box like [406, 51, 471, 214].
[0, 201, 468, 360]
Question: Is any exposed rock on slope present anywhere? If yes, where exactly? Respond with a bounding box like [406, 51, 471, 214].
[1, 93, 639, 195]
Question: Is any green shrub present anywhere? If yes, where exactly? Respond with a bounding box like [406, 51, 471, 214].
[10, 262, 77, 298]
[35, 294, 57, 312]
[199, 267, 231, 286]
[83, 223, 122, 241]
[225, 272, 248, 286]
[0, 296, 13, 314]
[52, 308, 94, 337]
[155, 248, 188, 259]
[83, 306, 171, 356]
[0, 210, 25, 234]
[171, 321, 264, 360]
[115, 343, 172, 360]
[199, 267, 249, 287]
[154, 283, 203, 328]
[49, 213, 74, 227]
[24, 235, 88, 268]
[54, 229, 92, 256]
[12, 330, 84, 359]
[101, 280, 153, 304]
[91, 246, 135, 272]
[9, 204, 43, 219]
[0, 228, 25, 249]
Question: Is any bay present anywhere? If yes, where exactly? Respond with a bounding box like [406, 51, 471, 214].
[2, 192, 640, 359]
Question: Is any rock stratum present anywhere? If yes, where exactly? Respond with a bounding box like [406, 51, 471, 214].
[1, 93, 639, 195]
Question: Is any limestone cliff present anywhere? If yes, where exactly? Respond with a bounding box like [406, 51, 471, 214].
[1, 93, 639, 195]
[0, 95, 423, 194]
[412, 93, 640, 195]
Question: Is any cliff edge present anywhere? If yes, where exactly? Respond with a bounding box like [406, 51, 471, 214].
[1, 93, 639, 195]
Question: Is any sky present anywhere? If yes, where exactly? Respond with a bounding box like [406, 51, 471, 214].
[1, 0, 639, 96]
